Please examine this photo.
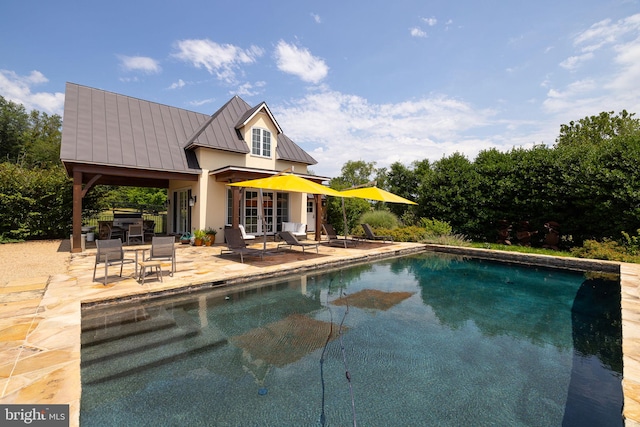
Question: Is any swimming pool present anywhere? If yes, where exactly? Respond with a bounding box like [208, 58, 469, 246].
[80, 253, 622, 426]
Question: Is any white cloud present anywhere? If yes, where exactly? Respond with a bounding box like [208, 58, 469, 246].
[422, 17, 437, 26]
[311, 13, 321, 24]
[189, 98, 216, 107]
[606, 35, 640, 93]
[168, 79, 186, 89]
[559, 52, 594, 71]
[234, 81, 266, 97]
[0, 69, 64, 114]
[542, 13, 640, 126]
[118, 55, 161, 74]
[274, 89, 498, 177]
[410, 27, 427, 38]
[274, 40, 328, 84]
[573, 13, 640, 52]
[173, 39, 264, 84]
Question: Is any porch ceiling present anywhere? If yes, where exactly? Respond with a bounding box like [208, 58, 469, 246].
[65, 162, 199, 188]
[210, 166, 329, 185]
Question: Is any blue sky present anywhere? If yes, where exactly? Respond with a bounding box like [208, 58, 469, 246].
[1, 0, 639, 177]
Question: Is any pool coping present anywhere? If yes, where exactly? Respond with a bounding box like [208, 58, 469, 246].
[1, 242, 638, 426]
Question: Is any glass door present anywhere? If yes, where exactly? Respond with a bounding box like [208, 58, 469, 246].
[173, 189, 191, 234]
[244, 191, 280, 235]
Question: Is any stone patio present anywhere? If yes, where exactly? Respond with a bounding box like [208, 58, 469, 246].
[1, 240, 639, 426]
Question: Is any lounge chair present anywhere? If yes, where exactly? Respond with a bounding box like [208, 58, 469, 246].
[144, 236, 176, 276]
[361, 223, 393, 243]
[221, 228, 264, 263]
[238, 224, 256, 241]
[277, 231, 319, 254]
[93, 239, 136, 285]
[322, 223, 359, 248]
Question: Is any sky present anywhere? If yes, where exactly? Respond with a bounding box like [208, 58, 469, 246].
[1, 0, 640, 178]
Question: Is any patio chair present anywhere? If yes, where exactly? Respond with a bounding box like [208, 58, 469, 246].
[107, 223, 126, 241]
[143, 220, 155, 242]
[239, 224, 256, 241]
[144, 236, 176, 276]
[93, 239, 136, 285]
[361, 223, 393, 243]
[221, 228, 263, 263]
[277, 231, 319, 254]
[126, 224, 144, 245]
[322, 223, 359, 248]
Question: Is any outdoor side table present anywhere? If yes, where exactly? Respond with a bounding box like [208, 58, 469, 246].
[138, 260, 163, 285]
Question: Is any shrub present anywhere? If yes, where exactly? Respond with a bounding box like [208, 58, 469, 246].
[425, 234, 471, 246]
[360, 210, 399, 229]
[376, 226, 426, 242]
[570, 239, 640, 263]
[420, 217, 453, 236]
[622, 229, 640, 256]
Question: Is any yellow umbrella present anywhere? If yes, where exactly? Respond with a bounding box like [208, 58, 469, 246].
[228, 174, 343, 197]
[228, 174, 343, 248]
[339, 187, 417, 204]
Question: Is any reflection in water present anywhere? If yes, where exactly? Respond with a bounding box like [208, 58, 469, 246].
[563, 278, 623, 426]
[81, 253, 623, 426]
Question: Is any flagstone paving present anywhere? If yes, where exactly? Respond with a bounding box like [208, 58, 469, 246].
[1, 240, 639, 426]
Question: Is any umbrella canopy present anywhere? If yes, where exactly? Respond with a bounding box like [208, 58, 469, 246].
[228, 173, 343, 197]
[338, 187, 417, 205]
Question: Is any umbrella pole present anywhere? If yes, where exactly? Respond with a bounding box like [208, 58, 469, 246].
[341, 197, 349, 248]
[259, 189, 267, 251]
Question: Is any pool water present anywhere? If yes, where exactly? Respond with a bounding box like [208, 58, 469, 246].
[80, 253, 622, 426]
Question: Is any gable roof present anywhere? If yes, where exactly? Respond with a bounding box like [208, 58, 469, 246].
[234, 102, 283, 134]
[60, 83, 317, 177]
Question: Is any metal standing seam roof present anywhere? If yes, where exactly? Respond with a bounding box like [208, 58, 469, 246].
[60, 83, 317, 175]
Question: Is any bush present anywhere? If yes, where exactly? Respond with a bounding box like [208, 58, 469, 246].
[420, 217, 453, 236]
[376, 226, 426, 242]
[570, 239, 640, 263]
[360, 210, 399, 229]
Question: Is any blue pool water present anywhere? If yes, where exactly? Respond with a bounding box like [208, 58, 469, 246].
[80, 253, 622, 426]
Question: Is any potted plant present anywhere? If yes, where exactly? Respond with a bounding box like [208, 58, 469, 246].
[193, 229, 206, 246]
[203, 234, 213, 246]
[205, 227, 218, 244]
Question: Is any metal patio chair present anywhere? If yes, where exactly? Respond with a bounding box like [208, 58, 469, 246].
[93, 239, 136, 285]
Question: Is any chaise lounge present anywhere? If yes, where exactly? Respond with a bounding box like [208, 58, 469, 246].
[221, 228, 264, 263]
[361, 223, 393, 243]
[322, 223, 359, 248]
[277, 231, 319, 254]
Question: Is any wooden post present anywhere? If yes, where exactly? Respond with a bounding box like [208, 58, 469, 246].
[72, 170, 83, 253]
[314, 194, 322, 241]
[232, 187, 240, 228]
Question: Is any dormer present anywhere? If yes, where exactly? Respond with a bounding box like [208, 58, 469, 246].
[235, 102, 282, 160]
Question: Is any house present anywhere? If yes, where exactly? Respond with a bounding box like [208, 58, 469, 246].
[60, 83, 327, 252]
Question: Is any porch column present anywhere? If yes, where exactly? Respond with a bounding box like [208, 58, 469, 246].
[314, 194, 322, 241]
[72, 170, 83, 253]
[232, 187, 240, 228]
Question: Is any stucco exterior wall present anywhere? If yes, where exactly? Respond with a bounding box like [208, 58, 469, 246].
[169, 111, 316, 240]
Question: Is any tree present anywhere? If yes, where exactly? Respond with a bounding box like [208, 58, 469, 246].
[386, 161, 420, 219]
[330, 160, 378, 189]
[417, 153, 483, 238]
[0, 96, 30, 163]
[556, 110, 640, 148]
[327, 161, 378, 234]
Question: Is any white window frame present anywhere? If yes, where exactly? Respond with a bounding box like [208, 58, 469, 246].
[251, 128, 272, 158]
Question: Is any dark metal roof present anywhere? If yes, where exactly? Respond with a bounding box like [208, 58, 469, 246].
[234, 101, 283, 134]
[60, 83, 202, 174]
[277, 133, 317, 165]
[61, 83, 317, 178]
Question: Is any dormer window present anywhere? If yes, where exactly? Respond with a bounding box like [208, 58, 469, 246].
[252, 128, 271, 157]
